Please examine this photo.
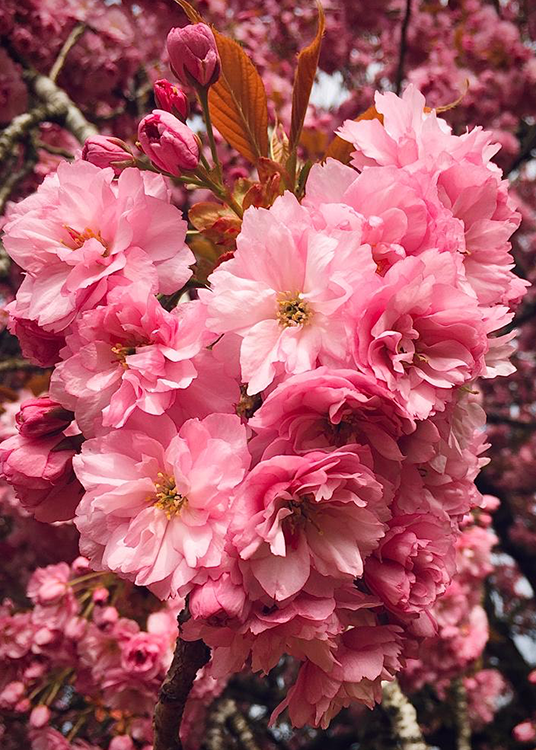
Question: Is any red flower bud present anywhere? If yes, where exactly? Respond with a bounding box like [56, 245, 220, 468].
[16, 396, 73, 439]
[154, 79, 189, 120]
[81, 136, 136, 174]
[166, 23, 221, 88]
[137, 110, 199, 175]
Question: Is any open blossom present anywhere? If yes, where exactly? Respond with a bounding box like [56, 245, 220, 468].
[2, 160, 194, 332]
[231, 447, 390, 601]
[202, 191, 376, 394]
[271, 613, 404, 728]
[249, 366, 415, 467]
[50, 292, 206, 437]
[74, 414, 250, 599]
[350, 249, 489, 419]
[364, 513, 456, 616]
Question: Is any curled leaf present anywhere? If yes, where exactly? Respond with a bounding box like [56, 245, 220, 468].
[289, 2, 325, 151]
[208, 31, 269, 164]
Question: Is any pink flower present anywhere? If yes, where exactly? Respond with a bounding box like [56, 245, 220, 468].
[167, 24, 221, 88]
[338, 84, 499, 172]
[74, 414, 250, 599]
[121, 632, 165, 680]
[138, 110, 200, 175]
[27, 562, 71, 606]
[271, 613, 404, 727]
[0, 430, 84, 522]
[231, 448, 390, 600]
[2, 161, 194, 332]
[82, 135, 136, 174]
[350, 249, 488, 418]
[364, 513, 456, 615]
[202, 191, 377, 394]
[513, 721, 536, 743]
[249, 366, 415, 467]
[50, 292, 205, 436]
[6, 308, 65, 367]
[16, 396, 73, 439]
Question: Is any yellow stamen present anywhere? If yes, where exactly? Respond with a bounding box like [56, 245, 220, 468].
[276, 292, 313, 328]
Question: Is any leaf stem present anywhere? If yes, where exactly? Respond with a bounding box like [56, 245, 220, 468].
[197, 87, 223, 182]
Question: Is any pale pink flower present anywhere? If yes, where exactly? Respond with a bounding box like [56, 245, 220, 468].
[364, 513, 456, 615]
[350, 249, 488, 419]
[231, 447, 390, 600]
[74, 414, 250, 599]
[50, 292, 205, 436]
[338, 84, 500, 172]
[3, 161, 194, 332]
[202, 191, 376, 394]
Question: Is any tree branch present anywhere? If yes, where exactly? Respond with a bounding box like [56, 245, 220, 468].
[0, 140, 38, 213]
[49, 23, 86, 83]
[153, 623, 210, 750]
[381, 680, 428, 750]
[395, 0, 413, 95]
[201, 697, 261, 750]
[450, 679, 471, 750]
[0, 357, 44, 373]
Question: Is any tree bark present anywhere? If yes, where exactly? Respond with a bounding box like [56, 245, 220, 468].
[381, 680, 428, 750]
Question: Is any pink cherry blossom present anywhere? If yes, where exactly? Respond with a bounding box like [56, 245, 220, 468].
[231, 447, 390, 600]
[2, 161, 194, 332]
[74, 414, 250, 599]
[349, 249, 489, 418]
[50, 292, 205, 436]
[201, 191, 377, 394]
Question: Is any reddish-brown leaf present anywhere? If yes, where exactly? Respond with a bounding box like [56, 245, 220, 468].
[323, 104, 384, 164]
[208, 31, 269, 164]
[289, 2, 325, 151]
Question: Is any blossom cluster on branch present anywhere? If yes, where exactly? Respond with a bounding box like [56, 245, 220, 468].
[0, 1, 535, 749]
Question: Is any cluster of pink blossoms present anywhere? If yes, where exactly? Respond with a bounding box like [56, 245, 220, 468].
[0, 84, 526, 728]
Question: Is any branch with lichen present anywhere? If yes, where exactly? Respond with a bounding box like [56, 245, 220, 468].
[381, 680, 429, 750]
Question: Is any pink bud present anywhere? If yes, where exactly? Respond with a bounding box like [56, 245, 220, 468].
[82, 135, 136, 175]
[0, 681, 24, 708]
[16, 397, 73, 439]
[513, 721, 536, 742]
[109, 737, 135, 750]
[71, 556, 90, 575]
[166, 23, 221, 88]
[93, 605, 119, 629]
[30, 705, 51, 728]
[154, 79, 189, 120]
[138, 110, 199, 175]
[92, 587, 109, 604]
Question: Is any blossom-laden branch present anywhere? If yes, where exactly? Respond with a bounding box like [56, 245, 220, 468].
[49, 23, 87, 83]
[381, 680, 428, 750]
[153, 623, 210, 750]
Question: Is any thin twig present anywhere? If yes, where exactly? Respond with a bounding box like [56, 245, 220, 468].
[0, 357, 44, 374]
[201, 698, 261, 750]
[395, 0, 413, 95]
[381, 680, 428, 750]
[153, 619, 210, 750]
[0, 104, 52, 165]
[49, 23, 86, 83]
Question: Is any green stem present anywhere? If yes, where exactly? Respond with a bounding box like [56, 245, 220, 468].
[197, 86, 222, 181]
[193, 166, 244, 218]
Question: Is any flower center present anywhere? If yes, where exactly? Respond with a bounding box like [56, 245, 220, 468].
[152, 472, 187, 519]
[276, 292, 313, 328]
[62, 225, 109, 254]
[282, 493, 322, 546]
[111, 343, 137, 369]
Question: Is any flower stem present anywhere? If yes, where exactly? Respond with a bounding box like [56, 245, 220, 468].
[197, 87, 222, 182]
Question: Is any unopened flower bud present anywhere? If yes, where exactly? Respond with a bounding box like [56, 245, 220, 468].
[16, 396, 73, 439]
[82, 135, 136, 175]
[154, 79, 189, 120]
[138, 110, 199, 175]
[166, 23, 221, 88]
[30, 705, 51, 728]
